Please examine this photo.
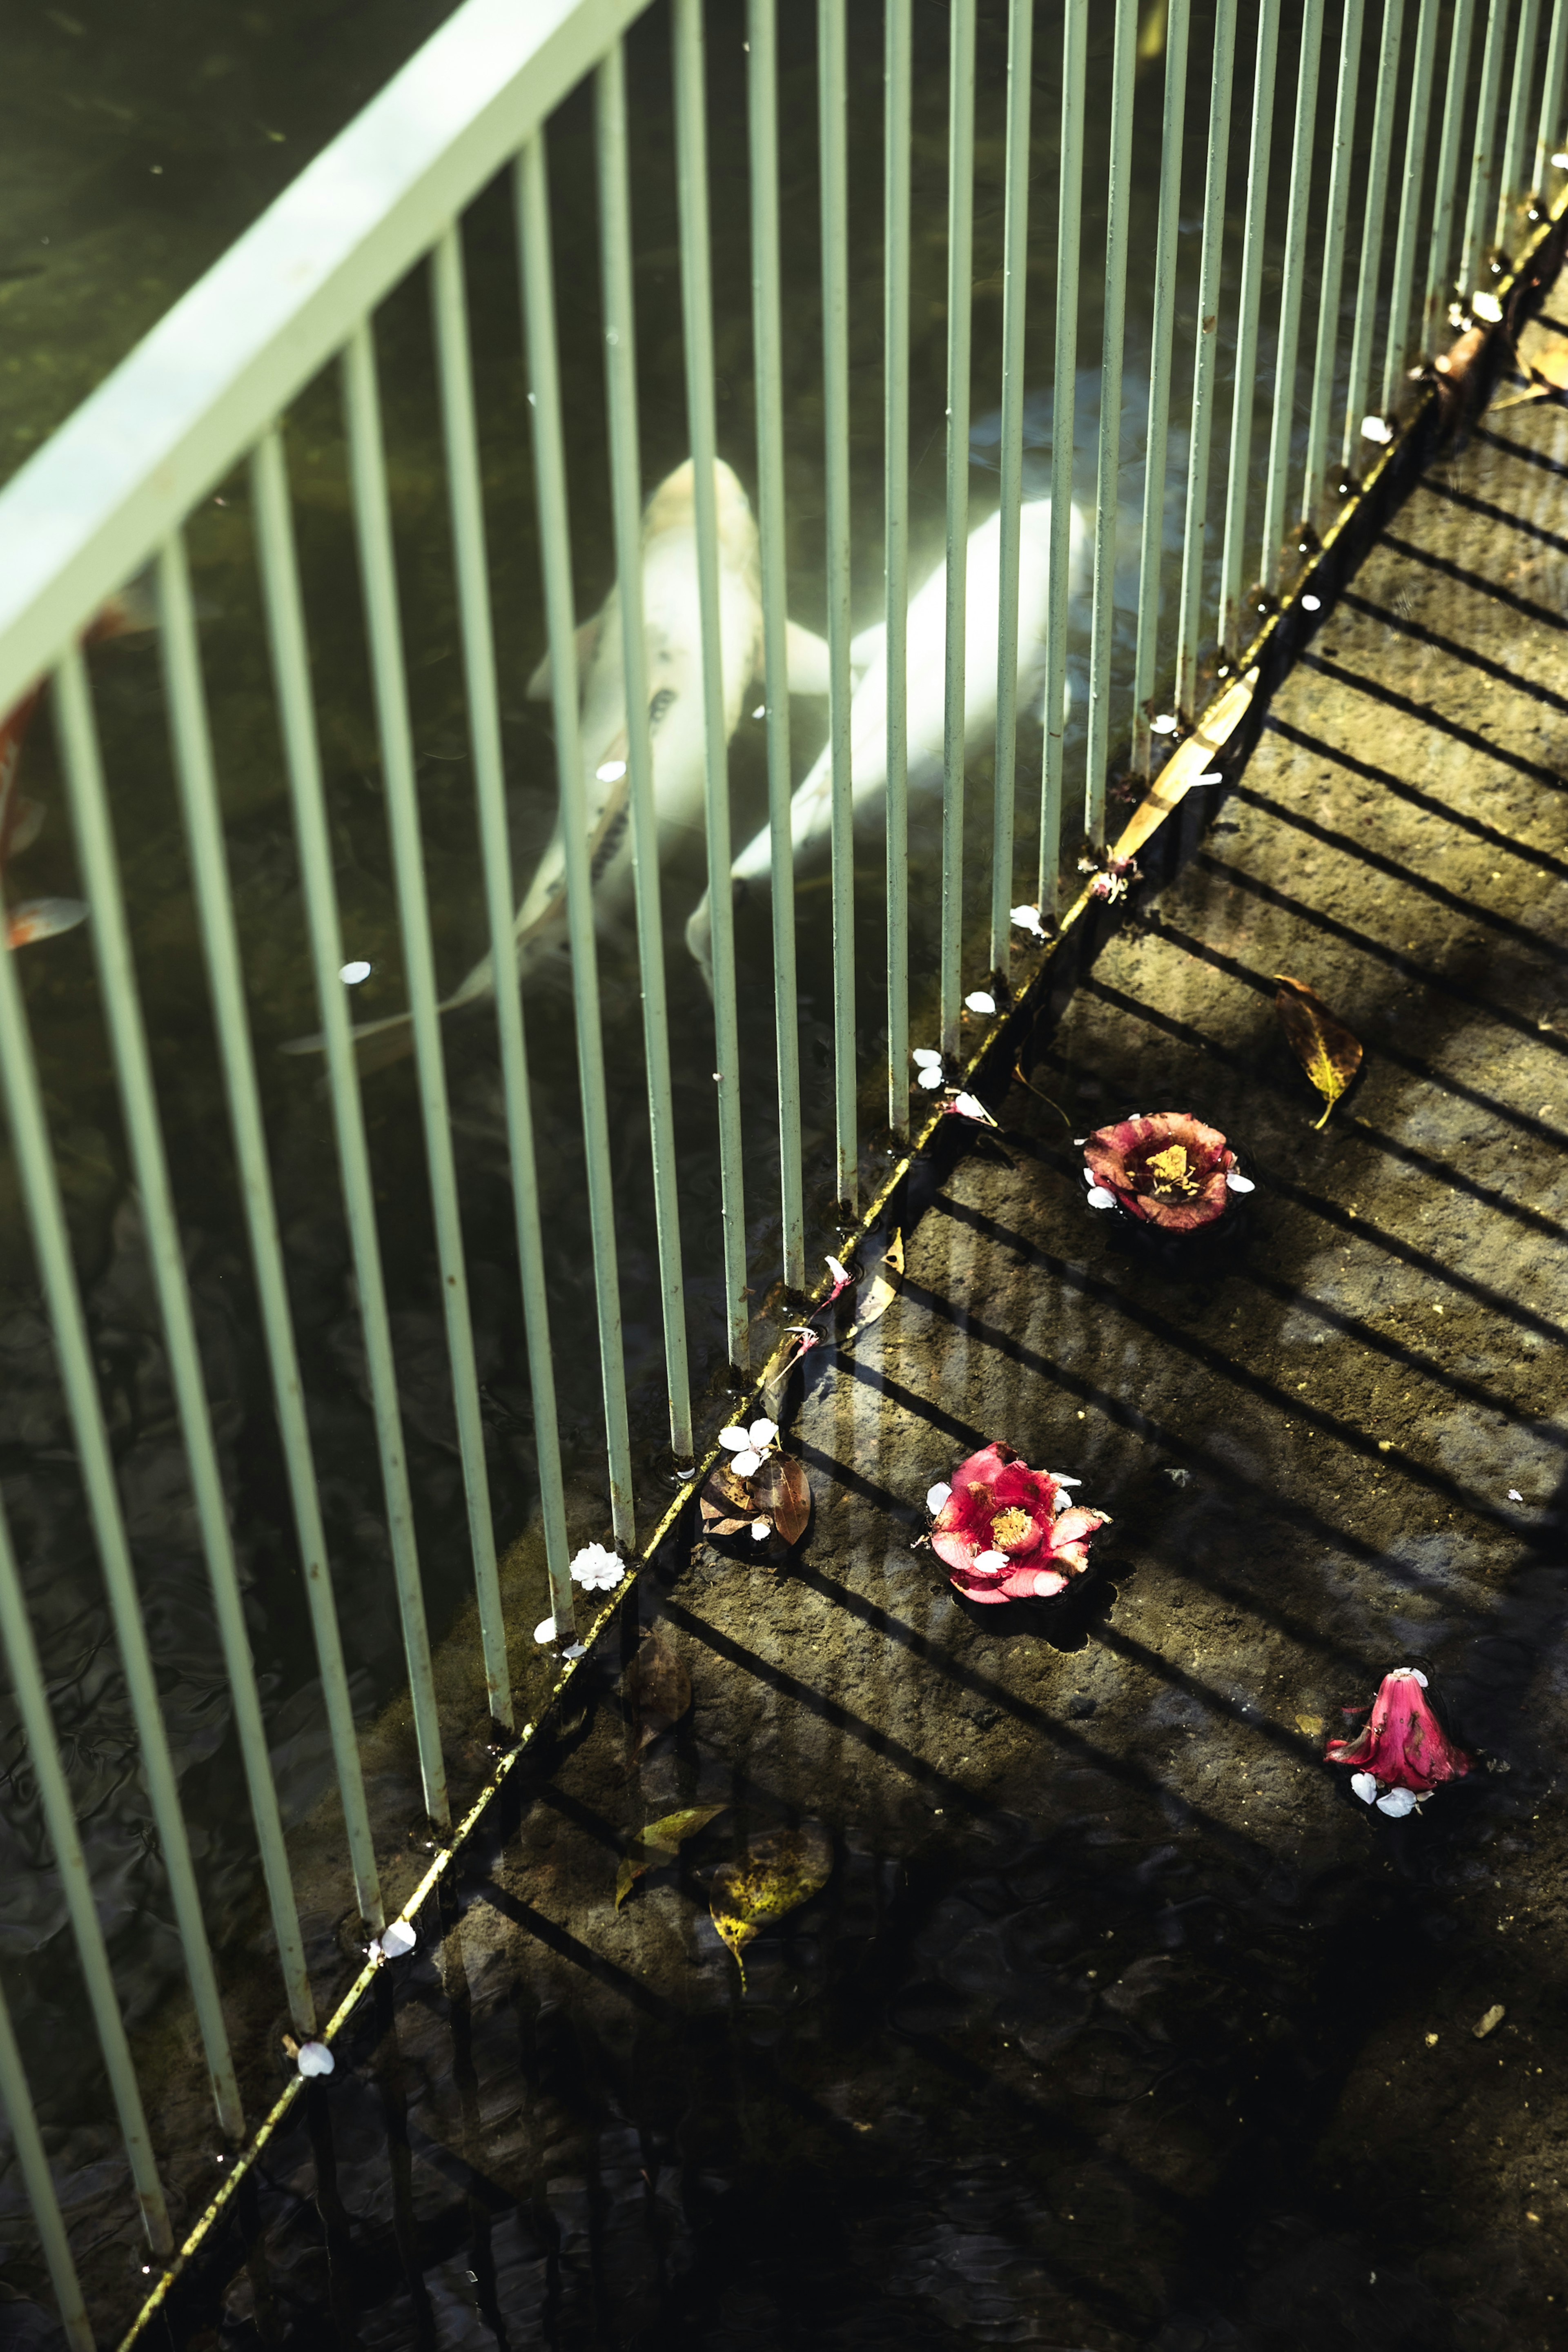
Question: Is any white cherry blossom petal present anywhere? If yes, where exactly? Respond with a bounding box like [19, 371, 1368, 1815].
[376, 1920, 416, 1960]
[918, 1067, 944, 1089]
[973, 1549, 1008, 1574]
[1376, 1786, 1419, 1817]
[964, 990, 997, 1015]
[748, 1418, 777, 1449]
[1350, 1773, 1378, 1806]
[731, 1449, 762, 1478]
[926, 1482, 953, 1515]
[750, 1518, 771, 1542]
[951, 1092, 996, 1125]
[1011, 904, 1045, 937]
[533, 1616, 557, 1644]
[1225, 1171, 1255, 1192]
[296, 2040, 335, 2077]
[911, 1047, 944, 1067]
[1086, 1186, 1117, 1209]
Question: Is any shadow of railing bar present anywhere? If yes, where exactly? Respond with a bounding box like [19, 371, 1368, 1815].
[909, 1221, 1528, 1539]
[1187, 853, 1568, 1052]
[1471, 419, 1568, 477]
[1427, 475, 1568, 560]
[1301, 653, 1568, 791]
[1230, 781, 1568, 966]
[1263, 715, 1568, 882]
[1368, 541, 1568, 641]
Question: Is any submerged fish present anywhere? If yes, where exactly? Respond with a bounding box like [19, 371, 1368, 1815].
[0, 581, 154, 955]
[684, 498, 1087, 982]
[290, 457, 829, 1066]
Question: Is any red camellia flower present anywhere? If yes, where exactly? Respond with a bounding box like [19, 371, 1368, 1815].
[1082, 1111, 1252, 1232]
[1324, 1667, 1472, 1817]
[928, 1442, 1109, 1604]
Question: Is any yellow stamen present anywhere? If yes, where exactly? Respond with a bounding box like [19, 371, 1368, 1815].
[1147, 1143, 1199, 1196]
[989, 1506, 1032, 1550]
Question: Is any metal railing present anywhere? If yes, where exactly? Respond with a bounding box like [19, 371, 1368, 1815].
[0, 0, 1564, 2339]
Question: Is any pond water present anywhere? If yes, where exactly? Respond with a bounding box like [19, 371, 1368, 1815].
[1, 2, 1561, 2344]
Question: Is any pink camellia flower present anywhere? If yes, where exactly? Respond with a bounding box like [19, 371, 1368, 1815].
[1082, 1111, 1251, 1232]
[929, 1442, 1109, 1603]
[1324, 1667, 1472, 1815]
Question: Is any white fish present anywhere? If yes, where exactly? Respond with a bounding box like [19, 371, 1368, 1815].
[684, 499, 1086, 982]
[286, 458, 830, 1065]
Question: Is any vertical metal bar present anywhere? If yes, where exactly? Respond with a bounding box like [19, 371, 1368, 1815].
[1084, 0, 1134, 844]
[1381, 0, 1442, 412]
[430, 234, 577, 1643]
[941, 0, 976, 1060]
[156, 531, 384, 1930]
[0, 1489, 172, 2254]
[1218, 0, 1281, 655]
[0, 814, 243, 2144]
[339, 318, 512, 1726]
[1261, 0, 1326, 595]
[0, 1972, 95, 2348]
[884, 0, 912, 1133]
[742, 0, 806, 1280]
[251, 428, 450, 1829]
[1040, 0, 1085, 902]
[993, 0, 1036, 917]
[670, 0, 749, 1369]
[1460, 0, 1513, 294]
[1174, 0, 1238, 717]
[515, 138, 639, 1523]
[1341, 0, 1406, 469]
[819, 0, 856, 1205]
[1425, 0, 1478, 342]
[1131, 0, 1192, 770]
[1500, 0, 1545, 242]
[1534, 0, 1568, 189]
[1301, 0, 1365, 531]
[53, 646, 316, 2033]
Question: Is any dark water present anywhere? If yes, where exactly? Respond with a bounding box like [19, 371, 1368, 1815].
[0, 0, 1558, 2341]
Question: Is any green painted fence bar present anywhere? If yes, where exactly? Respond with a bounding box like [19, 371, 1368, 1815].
[516, 134, 639, 1523]
[156, 529, 385, 1933]
[1175, 0, 1238, 717]
[744, 0, 807, 1280]
[1340, 0, 1406, 469]
[1535, 0, 1568, 187]
[1461, 0, 1515, 297]
[992, 0, 1037, 928]
[883, 0, 912, 1136]
[0, 1972, 94, 2350]
[1503, 0, 1545, 243]
[670, 0, 749, 1369]
[54, 645, 316, 2034]
[1, 0, 1566, 2307]
[0, 1477, 172, 2254]
[941, 0, 976, 1059]
[1041, 0, 1085, 898]
[1261, 0, 1326, 594]
[1131, 0, 1192, 767]
[1382, 0, 1443, 413]
[1084, 0, 1134, 847]
[1219, 0, 1281, 655]
[819, 0, 857, 1207]
[341, 318, 513, 1729]
[251, 425, 451, 1832]
[428, 226, 579, 1641]
[1302, 0, 1366, 528]
[1426, 0, 1478, 341]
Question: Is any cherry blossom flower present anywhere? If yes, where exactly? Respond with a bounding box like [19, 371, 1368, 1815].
[718, 1418, 778, 1479]
[824, 1254, 853, 1305]
[943, 1092, 997, 1127]
[570, 1542, 626, 1593]
[927, 1442, 1109, 1603]
[1325, 1667, 1471, 1812]
[1011, 904, 1046, 940]
[1082, 1112, 1249, 1232]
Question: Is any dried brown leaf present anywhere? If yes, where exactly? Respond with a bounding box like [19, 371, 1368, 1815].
[619, 1629, 691, 1751]
[750, 1454, 811, 1547]
[615, 1804, 727, 1908]
[849, 1230, 904, 1339]
[709, 1824, 833, 1985]
[699, 1464, 756, 1538]
[1274, 973, 1363, 1129]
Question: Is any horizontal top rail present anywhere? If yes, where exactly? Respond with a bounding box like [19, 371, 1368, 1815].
[0, 0, 647, 720]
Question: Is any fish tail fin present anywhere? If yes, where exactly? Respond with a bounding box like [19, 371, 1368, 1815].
[6, 898, 87, 949]
[279, 1007, 418, 1074]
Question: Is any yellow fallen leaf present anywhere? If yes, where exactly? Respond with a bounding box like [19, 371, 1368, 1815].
[1110, 666, 1259, 869]
[710, 1824, 833, 1986]
[615, 1804, 726, 1909]
[1274, 973, 1363, 1129]
[847, 1230, 903, 1340]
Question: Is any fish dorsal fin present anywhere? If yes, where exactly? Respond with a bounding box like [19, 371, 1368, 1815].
[526, 614, 605, 703]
